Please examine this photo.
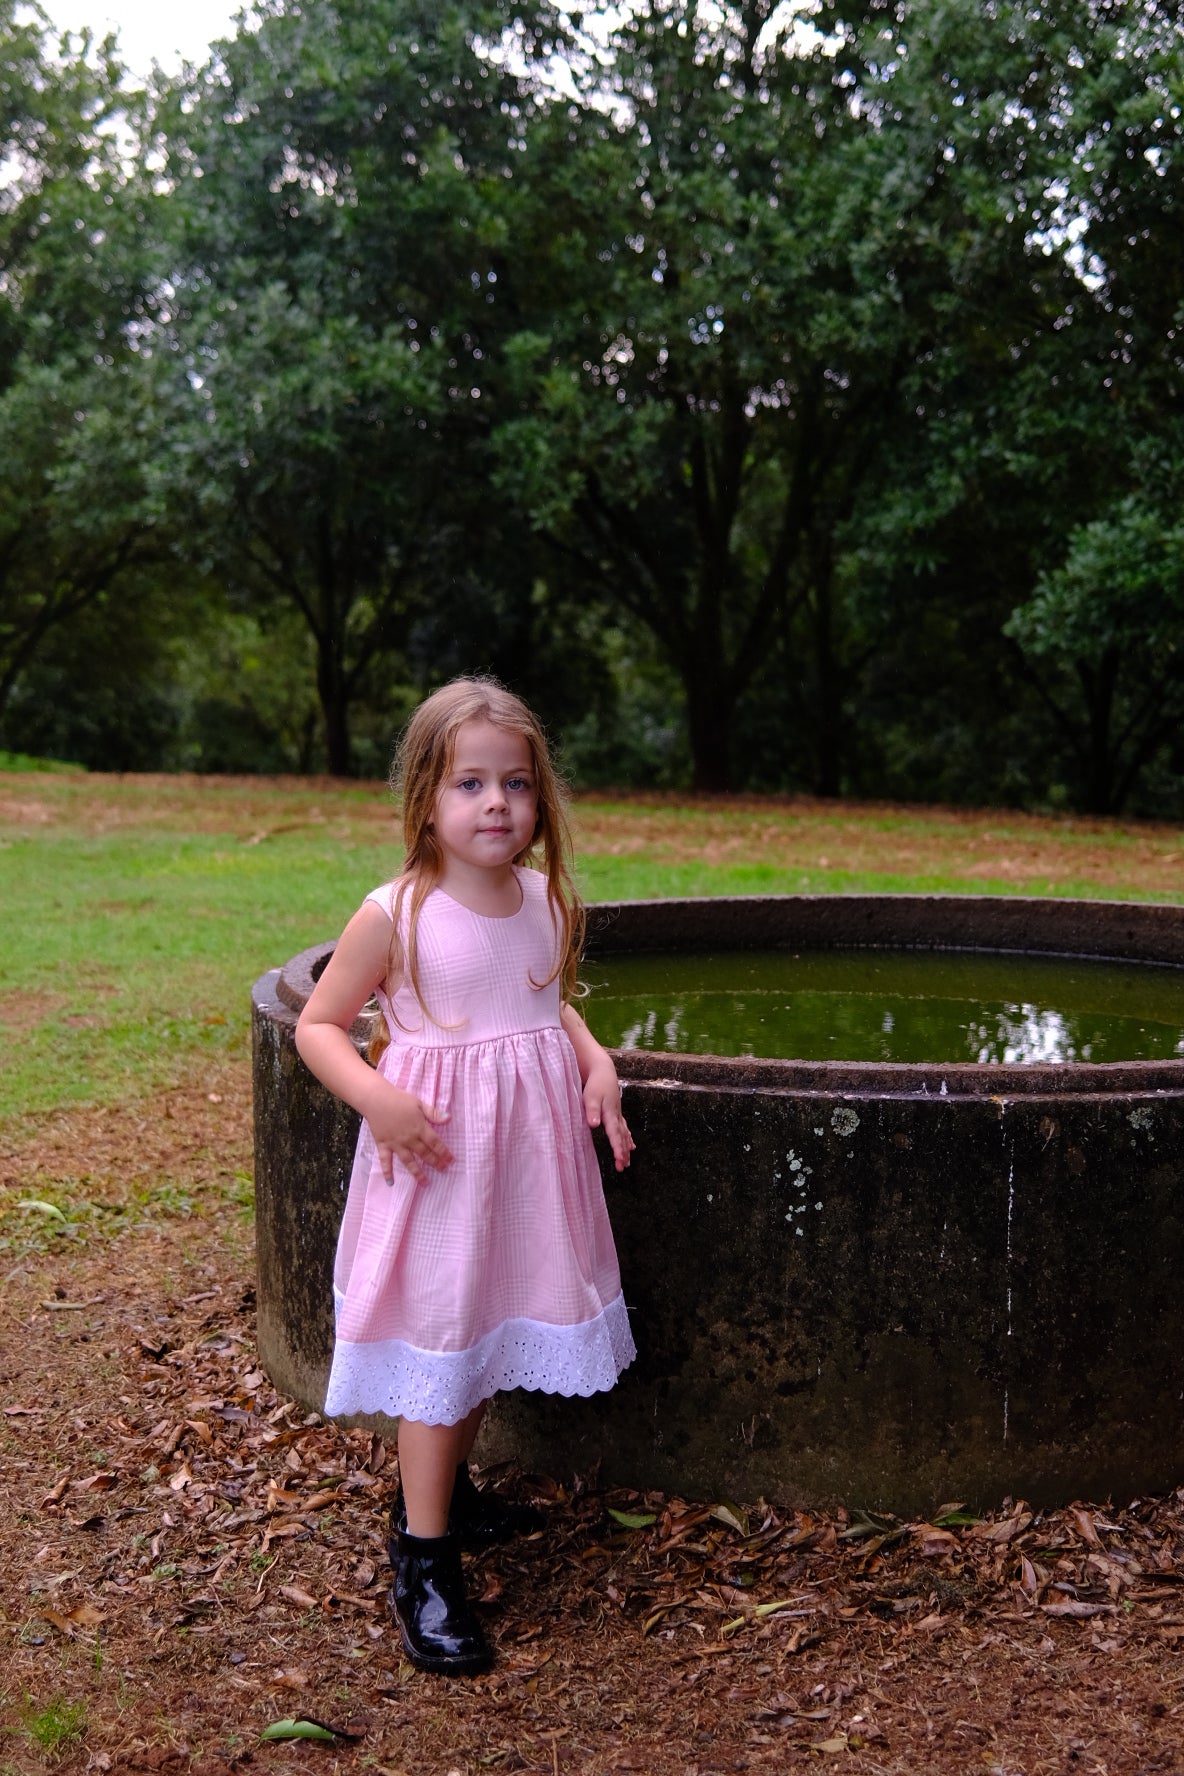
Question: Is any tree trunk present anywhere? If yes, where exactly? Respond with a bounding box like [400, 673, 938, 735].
[1080, 647, 1119, 815]
[316, 641, 353, 776]
[312, 522, 355, 775]
[685, 664, 735, 792]
[812, 552, 842, 797]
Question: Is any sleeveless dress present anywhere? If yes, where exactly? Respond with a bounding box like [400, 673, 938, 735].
[322, 866, 636, 1425]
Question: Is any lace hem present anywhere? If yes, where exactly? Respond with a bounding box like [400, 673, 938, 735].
[323, 1293, 636, 1426]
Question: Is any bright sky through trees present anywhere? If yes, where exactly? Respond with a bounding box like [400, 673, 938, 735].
[34, 0, 241, 75]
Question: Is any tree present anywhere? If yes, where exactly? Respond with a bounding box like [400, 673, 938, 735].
[0, 2, 164, 738]
[485, 0, 1092, 791]
[1006, 484, 1184, 813]
[992, 0, 1184, 811]
[154, 0, 571, 774]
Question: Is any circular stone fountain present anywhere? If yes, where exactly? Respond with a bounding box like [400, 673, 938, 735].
[252, 895, 1184, 1514]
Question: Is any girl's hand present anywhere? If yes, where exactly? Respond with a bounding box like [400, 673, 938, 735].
[293, 900, 452, 1186]
[583, 1061, 635, 1173]
[560, 1002, 636, 1173]
[370, 1085, 454, 1186]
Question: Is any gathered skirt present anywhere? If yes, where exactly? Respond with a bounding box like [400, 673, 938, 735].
[323, 1026, 635, 1425]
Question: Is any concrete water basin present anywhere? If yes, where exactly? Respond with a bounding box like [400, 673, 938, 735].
[252, 894, 1184, 1512]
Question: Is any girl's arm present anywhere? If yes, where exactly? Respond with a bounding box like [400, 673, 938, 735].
[560, 1001, 635, 1172]
[295, 902, 453, 1186]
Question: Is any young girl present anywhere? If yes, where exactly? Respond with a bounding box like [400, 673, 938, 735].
[295, 678, 635, 1676]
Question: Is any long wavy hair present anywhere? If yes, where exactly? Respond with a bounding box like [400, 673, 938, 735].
[370, 677, 585, 1059]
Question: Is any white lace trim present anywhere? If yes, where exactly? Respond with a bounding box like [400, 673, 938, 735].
[323, 1293, 636, 1426]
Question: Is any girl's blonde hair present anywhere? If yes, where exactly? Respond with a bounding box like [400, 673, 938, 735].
[370, 676, 584, 1061]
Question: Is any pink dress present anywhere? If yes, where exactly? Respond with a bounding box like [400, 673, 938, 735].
[323, 866, 636, 1425]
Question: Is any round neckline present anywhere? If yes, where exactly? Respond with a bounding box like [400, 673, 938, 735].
[431, 869, 526, 922]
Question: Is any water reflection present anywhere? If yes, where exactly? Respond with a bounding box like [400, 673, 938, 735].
[583, 949, 1184, 1066]
[972, 1006, 1084, 1065]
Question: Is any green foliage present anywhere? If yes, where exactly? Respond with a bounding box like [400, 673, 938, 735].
[0, 752, 82, 773]
[557, 632, 689, 789]
[150, 0, 578, 774]
[0, 5, 167, 737]
[1006, 486, 1184, 812]
[2, 0, 1184, 812]
[1012, 498, 1184, 661]
[483, 0, 1107, 792]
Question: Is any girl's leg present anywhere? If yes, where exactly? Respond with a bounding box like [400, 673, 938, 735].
[397, 1416, 472, 1538]
[395, 1400, 540, 1549]
[456, 1400, 486, 1462]
[391, 1413, 491, 1674]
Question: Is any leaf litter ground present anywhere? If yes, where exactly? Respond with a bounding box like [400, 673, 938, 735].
[4, 1081, 1184, 1775]
[3, 777, 1184, 1773]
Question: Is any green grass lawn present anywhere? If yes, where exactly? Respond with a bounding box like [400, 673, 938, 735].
[577, 855, 1181, 901]
[1, 825, 398, 1115]
[2, 775, 1181, 1121]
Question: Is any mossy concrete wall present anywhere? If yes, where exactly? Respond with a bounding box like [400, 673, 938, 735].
[482, 1077, 1184, 1511]
[253, 895, 1184, 1514]
[252, 969, 355, 1416]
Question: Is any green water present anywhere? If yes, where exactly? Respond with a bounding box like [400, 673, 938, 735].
[581, 949, 1184, 1065]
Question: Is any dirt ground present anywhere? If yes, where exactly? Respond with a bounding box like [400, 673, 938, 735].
[3, 779, 1184, 1773]
[4, 1085, 1184, 1776]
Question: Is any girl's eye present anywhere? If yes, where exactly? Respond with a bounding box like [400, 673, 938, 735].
[506, 777, 532, 792]
[458, 777, 481, 791]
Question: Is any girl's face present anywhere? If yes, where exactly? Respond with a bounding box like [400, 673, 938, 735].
[431, 718, 539, 872]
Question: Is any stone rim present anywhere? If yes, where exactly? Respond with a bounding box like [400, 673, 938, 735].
[275, 893, 1184, 1101]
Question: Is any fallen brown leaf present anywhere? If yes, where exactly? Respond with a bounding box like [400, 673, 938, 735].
[1070, 1507, 1104, 1549]
[279, 1584, 318, 1611]
[267, 1668, 312, 1691]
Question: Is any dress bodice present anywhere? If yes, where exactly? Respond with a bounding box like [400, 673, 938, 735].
[366, 866, 562, 1048]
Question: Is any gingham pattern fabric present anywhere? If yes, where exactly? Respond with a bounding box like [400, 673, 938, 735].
[323, 868, 635, 1425]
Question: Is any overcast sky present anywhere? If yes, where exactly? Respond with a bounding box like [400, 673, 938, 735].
[37, 0, 244, 77]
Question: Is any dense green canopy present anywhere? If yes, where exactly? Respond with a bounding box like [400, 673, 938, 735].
[2, 0, 1183, 812]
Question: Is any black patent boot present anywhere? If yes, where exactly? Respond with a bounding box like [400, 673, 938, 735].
[388, 1529, 492, 1675]
[450, 1461, 545, 1546]
[388, 1464, 544, 1561]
